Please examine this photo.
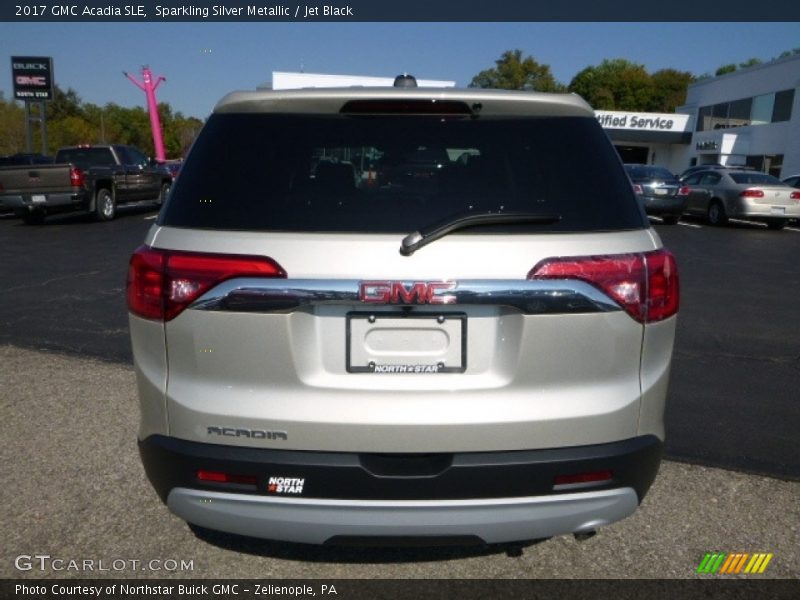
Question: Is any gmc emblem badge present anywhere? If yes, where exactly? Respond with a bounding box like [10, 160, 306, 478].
[359, 281, 457, 304]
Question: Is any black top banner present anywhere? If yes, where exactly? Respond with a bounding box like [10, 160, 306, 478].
[2, 0, 799, 22]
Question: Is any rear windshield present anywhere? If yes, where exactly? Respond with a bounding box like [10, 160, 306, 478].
[56, 147, 116, 169]
[729, 173, 785, 186]
[160, 114, 645, 233]
[626, 166, 676, 181]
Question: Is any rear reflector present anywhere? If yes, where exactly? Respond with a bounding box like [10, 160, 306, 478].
[739, 189, 764, 198]
[554, 470, 613, 486]
[197, 470, 257, 486]
[529, 249, 679, 323]
[127, 246, 286, 321]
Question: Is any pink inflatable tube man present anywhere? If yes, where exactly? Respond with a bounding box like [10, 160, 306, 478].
[124, 67, 166, 162]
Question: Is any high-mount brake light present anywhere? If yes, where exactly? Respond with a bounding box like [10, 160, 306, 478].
[739, 189, 765, 198]
[340, 99, 473, 115]
[127, 246, 287, 321]
[528, 249, 679, 323]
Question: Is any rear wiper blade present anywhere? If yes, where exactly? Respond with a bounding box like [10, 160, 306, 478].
[400, 211, 562, 256]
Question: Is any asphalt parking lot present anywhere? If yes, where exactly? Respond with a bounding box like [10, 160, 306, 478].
[1, 207, 799, 580]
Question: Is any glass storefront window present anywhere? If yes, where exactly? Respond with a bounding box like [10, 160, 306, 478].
[751, 93, 775, 125]
[728, 98, 752, 127]
[772, 89, 794, 122]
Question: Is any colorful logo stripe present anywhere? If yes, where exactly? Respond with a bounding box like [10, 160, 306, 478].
[697, 552, 773, 574]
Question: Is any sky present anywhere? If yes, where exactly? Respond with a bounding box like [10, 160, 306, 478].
[1, 22, 799, 119]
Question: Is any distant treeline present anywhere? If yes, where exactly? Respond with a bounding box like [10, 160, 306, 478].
[0, 85, 203, 158]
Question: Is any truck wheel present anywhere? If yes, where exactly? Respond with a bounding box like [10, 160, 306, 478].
[157, 181, 171, 206]
[22, 209, 46, 225]
[95, 188, 116, 221]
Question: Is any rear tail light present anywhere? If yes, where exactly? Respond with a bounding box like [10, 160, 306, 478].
[739, 189, 764, 198]
[529, 249, 679, 323]
[790, 191, 800, 200]
[69, 166, 85, 187]
[197, 470, 257, 486]
[677, 186, 690, 196]
[127, 246, 287, 321]
[554, 470, 613, 488]
[632, 184, 643, 194]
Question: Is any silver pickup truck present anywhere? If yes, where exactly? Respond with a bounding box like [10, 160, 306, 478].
[0, 144, 172, 224]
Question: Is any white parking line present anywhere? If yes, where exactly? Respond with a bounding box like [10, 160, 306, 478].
[678, 222, 703, 229]
[144, 215, 158, 220]
[729, 218, 767, 228]
[786, 227, 800, 233]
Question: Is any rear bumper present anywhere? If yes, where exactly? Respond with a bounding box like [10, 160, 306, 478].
[640, 195, 688, 216]
[168, 486, 639, 545]
[140, 434, 662, 544]
[4, 191, 87, 211]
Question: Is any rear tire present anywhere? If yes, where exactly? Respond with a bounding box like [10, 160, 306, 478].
[94, 188, 116, 221]
[661, 215, 679, 225]
[22, 209, 46, 225]
[707, 201, 728, 226]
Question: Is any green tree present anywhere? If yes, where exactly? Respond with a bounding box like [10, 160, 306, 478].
[715, 64, 737, 76]
[568, 59, 655, 111]
[469, 49, 565, 92]
[0, 93, 27, 154]
[738, 57, 762, 69]
[649, 69, 695, 112]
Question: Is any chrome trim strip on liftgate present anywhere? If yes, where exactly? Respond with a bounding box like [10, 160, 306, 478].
[189, 279, 621, 315]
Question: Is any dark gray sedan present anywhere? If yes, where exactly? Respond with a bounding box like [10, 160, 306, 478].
[682, 169, 800, 230]
[624, 164, 688, 225]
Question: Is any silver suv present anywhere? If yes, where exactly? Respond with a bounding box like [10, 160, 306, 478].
[127, 80, 679, 546]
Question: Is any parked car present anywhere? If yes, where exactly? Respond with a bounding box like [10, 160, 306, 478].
[782, 174, 800, 188]
[681, 169, 800, 229]
[678, 163, 754, 181]
[128, 78, 679, 547]
[0, 144, 172, 224]
[624, 164, 688, 225]
[0, 153, 54, 166]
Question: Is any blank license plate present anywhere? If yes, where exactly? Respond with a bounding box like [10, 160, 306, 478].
[31, 195, 46, 204]
[346, 312, 466, 373]
[770, 206, 786, 215]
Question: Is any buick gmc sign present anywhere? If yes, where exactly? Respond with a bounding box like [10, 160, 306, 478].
[11, 56, 54, 101]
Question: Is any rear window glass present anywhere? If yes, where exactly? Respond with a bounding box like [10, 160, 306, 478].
[160, 114, 645, 233]
[729, 173, 785, 186]
[56, 147, 116, 169]
[626, 166, 676, 181]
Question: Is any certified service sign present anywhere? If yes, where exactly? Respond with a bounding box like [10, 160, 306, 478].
[11, 56, 54, 101]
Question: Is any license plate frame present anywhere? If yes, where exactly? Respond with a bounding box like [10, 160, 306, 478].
[346, 311, 467, 374]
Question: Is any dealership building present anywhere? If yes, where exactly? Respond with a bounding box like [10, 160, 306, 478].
[600, 53, 800, 177]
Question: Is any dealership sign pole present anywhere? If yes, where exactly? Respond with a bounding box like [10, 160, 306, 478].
[11, 56, 54, 154]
